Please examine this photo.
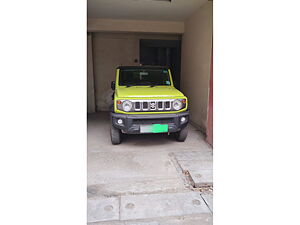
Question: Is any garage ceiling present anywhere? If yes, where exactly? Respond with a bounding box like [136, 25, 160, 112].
[87, 0, 208, 21]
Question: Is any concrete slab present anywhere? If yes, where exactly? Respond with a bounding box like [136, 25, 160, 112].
[87, 221, 159, 225]
[171, 151, 212, 161]
[88, 215, 213, 225]
[87, 177, 184, 198]
[87, 150, 186, 195]
[89, 222, 125, 225]
[179, 160, 213, 171]
[201, 193, 213, 213]
[87, 196, 120, 223]
[172, 151, 213, 187]
[120, 192, 210, 220]
[188, 170, 213, 187]
[125, 222, 159, 225]
[158, 214, 212, 225]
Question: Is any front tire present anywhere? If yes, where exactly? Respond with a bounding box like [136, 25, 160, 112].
[110, 125, 121, 145]
[175, 126, 188, 142]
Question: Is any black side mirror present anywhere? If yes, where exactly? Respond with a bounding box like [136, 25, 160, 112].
[111, 81, 115, 90]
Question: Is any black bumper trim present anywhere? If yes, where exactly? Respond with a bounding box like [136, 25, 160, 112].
[111, 111, 189, 134]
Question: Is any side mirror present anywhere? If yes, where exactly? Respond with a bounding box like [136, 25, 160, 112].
[111, 81, 115, 90]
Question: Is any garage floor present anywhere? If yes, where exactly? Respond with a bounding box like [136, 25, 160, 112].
[87, 112, 213, 225]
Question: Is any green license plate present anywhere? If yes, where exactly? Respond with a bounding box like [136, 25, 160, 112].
[140, 124, 168, 133]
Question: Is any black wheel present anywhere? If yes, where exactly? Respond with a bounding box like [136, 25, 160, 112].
[175, 126, 188, 142]
[110, 125, 121, 145]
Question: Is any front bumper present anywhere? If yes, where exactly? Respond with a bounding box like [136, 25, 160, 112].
[111, 111, 189, 134]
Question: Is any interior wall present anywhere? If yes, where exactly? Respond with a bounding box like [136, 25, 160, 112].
[180, 1, 213, 133]
[87, 33, 96, 113]
[88, 18, 184, 34]
[92, 32, 181, 111]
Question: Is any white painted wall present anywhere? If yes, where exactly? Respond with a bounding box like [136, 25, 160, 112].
[180, 1, 213, 132]
[88, 0, 207, 21]
[88, 18, 184, 34]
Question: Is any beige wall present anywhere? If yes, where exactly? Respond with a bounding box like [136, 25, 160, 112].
[87, 33, 96, 113]
[93, 33, 138, 111]
[88, 18, 184, 34]
[181, 1, 213, 132]
[92, 32, 181, 111]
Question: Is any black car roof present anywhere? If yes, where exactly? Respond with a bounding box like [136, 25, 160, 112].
[117, 65, 169, 70]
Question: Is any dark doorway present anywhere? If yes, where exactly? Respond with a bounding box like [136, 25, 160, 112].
[140, 39, 181, 90]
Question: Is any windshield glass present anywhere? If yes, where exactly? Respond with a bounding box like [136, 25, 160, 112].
[119, 68, 171, 86]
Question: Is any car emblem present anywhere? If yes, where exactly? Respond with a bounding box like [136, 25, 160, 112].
[150, 102, 156, 109]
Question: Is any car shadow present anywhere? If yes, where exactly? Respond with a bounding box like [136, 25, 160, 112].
[121, 132, 176, 146]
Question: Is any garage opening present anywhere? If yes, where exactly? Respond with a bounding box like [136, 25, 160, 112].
[87, 1, 213, 143]
[87, 32, 182, 112]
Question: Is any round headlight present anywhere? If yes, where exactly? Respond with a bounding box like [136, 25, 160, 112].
[122, 100, 133, 112]
[172, 99, 182, 111]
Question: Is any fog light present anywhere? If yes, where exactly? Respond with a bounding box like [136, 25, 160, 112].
[180, 117, 186, 123]
[117, 119, 123, 124]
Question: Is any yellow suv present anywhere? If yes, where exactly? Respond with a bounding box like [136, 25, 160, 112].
[110, 66, 189, 144]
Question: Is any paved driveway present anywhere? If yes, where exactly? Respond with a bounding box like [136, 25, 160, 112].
[87, 112, 213, 225]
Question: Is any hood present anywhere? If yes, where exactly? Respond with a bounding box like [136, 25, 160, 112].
[116, 86, 185, 98]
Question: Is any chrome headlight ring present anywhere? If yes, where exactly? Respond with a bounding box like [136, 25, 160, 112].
[172, 99, 183, 111]
[122, 100, 133, 112]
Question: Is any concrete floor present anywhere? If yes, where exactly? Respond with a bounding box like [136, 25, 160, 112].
[87, 112, 213, 225]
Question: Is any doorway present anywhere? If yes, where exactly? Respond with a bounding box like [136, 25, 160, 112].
[140, 39, 182, 90]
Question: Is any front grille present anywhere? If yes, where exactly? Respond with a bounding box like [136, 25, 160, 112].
[133, 100, 173, 112]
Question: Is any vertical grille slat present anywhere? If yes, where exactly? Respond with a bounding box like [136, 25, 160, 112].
[135, 102, 141, 110]
[157, 101, 163, 110]
[142, 102, 149, 110]
[165, 101, 171, 110]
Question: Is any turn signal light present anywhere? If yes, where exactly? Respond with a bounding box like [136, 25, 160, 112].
[181, 99, 187, 104]
[117, 100, 122, 105]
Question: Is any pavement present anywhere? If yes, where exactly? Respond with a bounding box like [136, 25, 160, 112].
[87, 112, 213, 225]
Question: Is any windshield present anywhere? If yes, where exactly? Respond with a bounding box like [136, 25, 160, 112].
[119, 68, 171, 86]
